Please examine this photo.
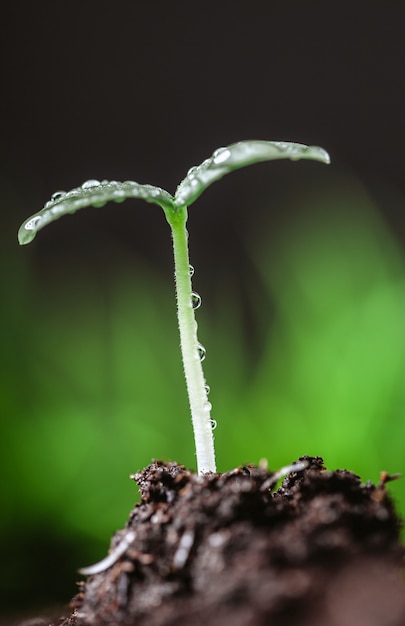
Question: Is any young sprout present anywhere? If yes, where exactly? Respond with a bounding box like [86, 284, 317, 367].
[18, 140, 330, 475]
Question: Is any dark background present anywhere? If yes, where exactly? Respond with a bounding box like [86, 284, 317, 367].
[3, 1, 405, 267]
[1, 0, 405, 620]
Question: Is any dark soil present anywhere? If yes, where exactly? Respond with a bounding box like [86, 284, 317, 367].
[51, 456, 404, 626]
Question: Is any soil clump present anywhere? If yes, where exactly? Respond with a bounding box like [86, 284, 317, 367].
[54, 456, 404, 626]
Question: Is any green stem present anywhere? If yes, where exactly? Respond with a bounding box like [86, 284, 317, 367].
[168, 207, 216, 474]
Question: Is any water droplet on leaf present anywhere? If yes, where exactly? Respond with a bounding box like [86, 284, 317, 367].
[112, 189, 126, 203]
[25, 215, 42, 230]
[189, 265, 195, 277]
[212, 148, 231, 165]
[205, 384, 210, 395]
[191, 292, 201, 309]
[187, 166, 198, 178]
[210, 419, 217, 430]
[51, 191, 66, 201]
[81, 179, 101, 189]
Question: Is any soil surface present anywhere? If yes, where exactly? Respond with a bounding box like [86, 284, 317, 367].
[48, 457, 404, 626]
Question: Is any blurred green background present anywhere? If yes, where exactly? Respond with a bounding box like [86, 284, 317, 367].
[2, 1, 405, 621]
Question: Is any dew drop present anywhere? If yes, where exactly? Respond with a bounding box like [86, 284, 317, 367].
[189, 178, 199, 189]
[187, 166, 198, 178]
[197, 343, 206, 361]
[212, 147, 231, 165]
[205, 401, 212, 412]
[189, 265, 195, 277]
[274, 141, 290, 151]
[134, 187, 146, 198]
[191, 292, 201, 309]
[112, 189, 126, 203]
[51, 190, 66, 202]
[205, 384, 210, 395]
[25, 215, 42, 230]
[210, 419, 217, 430]
[81, 179, 101, 189]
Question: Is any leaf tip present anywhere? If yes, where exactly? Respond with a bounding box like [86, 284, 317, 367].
[18, 216, 41, 245]
[312, 146, 331, 165]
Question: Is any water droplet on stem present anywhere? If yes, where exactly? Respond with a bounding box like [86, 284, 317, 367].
[191, 292, 201, 309]
[197, 343, 206, 361]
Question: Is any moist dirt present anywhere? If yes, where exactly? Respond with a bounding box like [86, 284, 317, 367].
[31, 457, 405, 626]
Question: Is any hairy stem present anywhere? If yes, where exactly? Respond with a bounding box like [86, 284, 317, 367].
[169, 208, 216, 474]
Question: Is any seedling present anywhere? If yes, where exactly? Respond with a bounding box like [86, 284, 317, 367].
[18, 140, 330, 475]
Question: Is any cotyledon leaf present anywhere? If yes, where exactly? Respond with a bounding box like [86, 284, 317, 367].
[18, 141, 330, 245]
[174, 140, 330, 208]
[18, 179, 174, 245]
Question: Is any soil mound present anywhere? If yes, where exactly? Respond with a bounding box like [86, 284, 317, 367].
[56, 457, 404, 626]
